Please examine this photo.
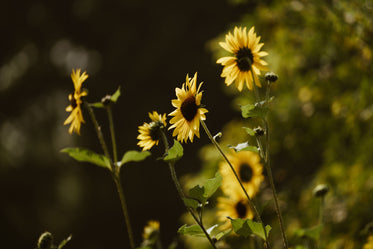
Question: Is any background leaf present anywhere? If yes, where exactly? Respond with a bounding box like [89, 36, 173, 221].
[228, 142, 259, 153]
[178, 224, 205, 237]
[230, 218, 271, 241]
[241, 103, 268, 118]
[61, 148, 111, 170]
[119, 150, 151, 167]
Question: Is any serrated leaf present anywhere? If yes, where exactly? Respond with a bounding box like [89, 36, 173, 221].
[119, 150, 151, 167]
[230, 218, 271, 241]
[228, 142, 259, 153]
[243, 127, 256, 136]
[57, 234, 72, 249]
[203, 172, 222, 199]
[178, 224, 205, 237]
[110, 87, 121, 103]
[188, 185, 205, 204]
[183, 198, 199, 209]
[61, 148, 111, 170]
[241, 103, 269, 118]
[294, 225, 323, 241]
[187, 172, 222, 206]
[163, 140, 183, 164]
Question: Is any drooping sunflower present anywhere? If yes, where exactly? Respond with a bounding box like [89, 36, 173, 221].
[169, 73, 208, 143]
[217, 187, 253, 229]
[64, 68, 88, 135]
[219, 150, 264, 198]
[137, 111, 167, 151]
[217, 26, 268, 91]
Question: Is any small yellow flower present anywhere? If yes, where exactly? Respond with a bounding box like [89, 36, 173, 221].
[64, 69, 88, 135]
[169, 73, 208, 143]
[219, 150, 264, 198]
[217, 26, 268, 91]
[142, 220, 160, 240]
[137, 111, 167, 151]
[217, 187, 253, 229]
[364, 235, 373, 249]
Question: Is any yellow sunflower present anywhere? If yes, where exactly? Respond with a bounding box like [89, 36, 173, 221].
[137, 111, 167, 151]
[364, 235, 373, 249]
[64, 68, 88, 135]
[217, 187, 253, 229]
[142, 220, 160, 240]
[217, 26, 268, 91]
[219, 150, 264, 198]
[169, 73, 208, 143]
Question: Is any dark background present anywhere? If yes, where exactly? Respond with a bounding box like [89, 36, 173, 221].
[0, 0, 255, 248]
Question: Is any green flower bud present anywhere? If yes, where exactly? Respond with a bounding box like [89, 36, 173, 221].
[265, 72, 278, 83]
[313, 184, 329, 198]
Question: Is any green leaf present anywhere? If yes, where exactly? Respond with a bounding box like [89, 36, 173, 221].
[90, 102, 104, 108]
[178, 224, 205, 237]
[203, 172, 222, 199]
[241, 103, 269, 118]
[61, 148, 111, 170]
[119, 150, 151, 167]
[228, 142, 259, 153]
[294, 225, 323, 241]
[215, 229, 232, 241]
[230, 218, 271, 241]
[110, 87, 121, 103]
[183, 198, 199, 209]
[57, 234, 72, 249]
[243, 127, 256, 136]
[187, 172, 222, 207]
[163, 140, 183, 164]
[188, 185, 205, 204]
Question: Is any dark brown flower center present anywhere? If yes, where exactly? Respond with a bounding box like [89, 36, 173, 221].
[181, 96, 198, 122]
[239, 163, 253, 183]
[70, 94, 78, 108]
[236, 47, 254, 71]
[149, 121, 164, 141]
[235, 201, 248, 218]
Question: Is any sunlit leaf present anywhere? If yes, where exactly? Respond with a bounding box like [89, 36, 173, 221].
[119, 150, 151, 167]
[228, 142, 259, 153]
[163, 140, 183, 164]
[188, 172, 222, 207]
[230, 218, 271, 241]
[178, 224, 205, 237]
[61, 148, 111, 170]
[241, 103, 268, 118]
[183, 198, 199, 209]
[243, 127, 256, 136]
[110, 87, 121, 103]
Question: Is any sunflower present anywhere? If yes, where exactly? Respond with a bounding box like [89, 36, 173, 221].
[364, 235, 373, 249]
[217, 187, 253, 229]
[142, 220, 160, 240]
[219, 150, 264, 198]
[217, 26, 268, 91]
[137, 111, 167, 151]
[64, 68, 88, 135]
[169, 73, 208, 143]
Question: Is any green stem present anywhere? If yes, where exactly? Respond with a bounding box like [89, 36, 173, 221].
[106, 105, 118, 166]
[251, 72, 289, 249]
[200, 119, 270, 248]
[159, 131, 217, 249]
[85, 102, 135, 249]
[113, 175, 136, 249]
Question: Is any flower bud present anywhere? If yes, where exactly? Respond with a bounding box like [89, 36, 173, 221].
[265, 72, 278, 83]
[253, 127, 265, 136]
[101, 95, 113, 106]
[313, 184, 329, 198]
[37, 231, 54, 249]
